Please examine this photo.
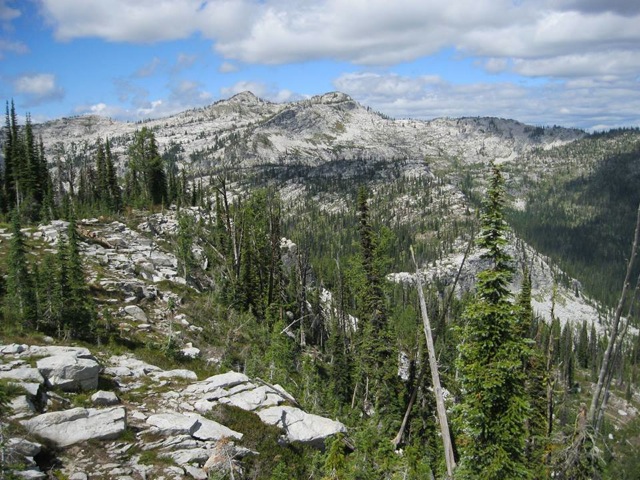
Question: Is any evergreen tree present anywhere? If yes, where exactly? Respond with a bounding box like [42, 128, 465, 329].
[100, 139, 120, 212]
[4, 212, 37, 330]
[126, 128, 167, 206]
[59, 215, 94, 339]
[456, 164, 531, 479]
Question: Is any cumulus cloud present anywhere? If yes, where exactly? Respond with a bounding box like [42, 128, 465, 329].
[334, 72, 640, 130]
[14, 73, 64, 105]
[77, 78, 214, 121]
[39, 0, 257, 43]
[37, 0, 640, 80]
[220, 80, 300, 103]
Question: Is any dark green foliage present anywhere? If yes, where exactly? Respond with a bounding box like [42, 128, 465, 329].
[456, 164, 532, 479]
[508, 131, 640, 306]
[125, 127, 167, 206]
[3, 212, 36, 330]
[1, 104, 54, 221]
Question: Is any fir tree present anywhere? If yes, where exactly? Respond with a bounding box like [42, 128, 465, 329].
[456, 164, 531, 479]
[4, 212, 37, 330]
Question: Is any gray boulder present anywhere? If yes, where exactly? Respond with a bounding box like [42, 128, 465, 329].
[21, 407, 127, 447]
[91, 390, 119, 406]
[146, 412, 199, 436]
[257, 406, 346, 447]
[36, 354, 100, 391]
[123, 305, 147, 322]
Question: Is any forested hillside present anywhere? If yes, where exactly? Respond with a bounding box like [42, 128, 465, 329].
[1, 96, 640, 479]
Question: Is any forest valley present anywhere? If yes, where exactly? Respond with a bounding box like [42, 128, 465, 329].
[1, 97, 640, 480]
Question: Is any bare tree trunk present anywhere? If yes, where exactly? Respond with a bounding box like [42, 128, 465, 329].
[392, 366, 426, 448]
[589, 202, 640, 429]
[411, 246, 456, 478]
[393, 237, 472, 449]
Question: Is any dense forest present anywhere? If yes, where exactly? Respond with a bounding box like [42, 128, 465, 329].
[1, 101, 640, 479]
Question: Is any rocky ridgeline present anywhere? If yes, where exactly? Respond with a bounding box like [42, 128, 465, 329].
[0, 344, 346, 479]
[25, 91, 583, 181]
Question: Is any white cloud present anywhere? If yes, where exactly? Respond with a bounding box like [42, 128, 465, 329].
[220, 81, 301, 103]
[0, 0, 20, 22]
[134, 57, 163, 78]
[0, 39, 28, 58]
[14, 73, 64, 105]
[38, 0, 640, 82]
[218, 61, 239, 73]
[173, 53, 197, 72]
[333, 72, 640, 130]
[77, 78, 214, 121]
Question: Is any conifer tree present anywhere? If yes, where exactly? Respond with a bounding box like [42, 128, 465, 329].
[4, 212, 36, 330]
[126, 128, 167, 206]
[456, 164, 531, 479]
[104, 138, 121, 212]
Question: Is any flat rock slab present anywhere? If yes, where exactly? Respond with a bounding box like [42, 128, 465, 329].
[0, 366, 45, 384]
[21, 407, 127, 447]
[152, 369, 198, 381]
[188, 414, 243, 441]
[186, 372, 250, 394]
[220, 385, 283, 411]
[146, 413, 199, 435]
[257, 406, 346, 447]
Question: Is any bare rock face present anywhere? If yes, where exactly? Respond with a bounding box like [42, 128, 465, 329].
[20, 407, 127, 447]
[257, 406, 347, 447]
[36, 354, 100, 391]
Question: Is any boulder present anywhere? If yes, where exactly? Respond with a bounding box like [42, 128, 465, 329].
[123, 305, 147, 322]
[152, 369, 198, 381]
[36, 354, 100, 391]
[220, 385, 283, 411]
[0, 343, 28, 354]
[91, 390, 119, 406]
[10, 395, 37, 418]
[188, 414, 243, 441]
[181, 345, 200, 359]
[0, 366, 45, 384]
[21, 407, 127, 447]
[196, 372, 250, 391]
[146, 413, 199, 436]
[257, 406, 346, 447]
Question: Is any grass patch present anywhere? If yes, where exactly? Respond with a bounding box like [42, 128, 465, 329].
[206, 404, 316, 479]
[138, 449, 176, 466]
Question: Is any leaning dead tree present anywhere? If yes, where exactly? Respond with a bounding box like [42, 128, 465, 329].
[588, 202, 640, 431]
[408, 246, 457, 478]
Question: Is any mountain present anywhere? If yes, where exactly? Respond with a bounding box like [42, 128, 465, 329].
[29, 91, 582, 169]
[2, 91, 640, 479]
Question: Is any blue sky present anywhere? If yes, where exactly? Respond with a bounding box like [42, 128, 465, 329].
[2, 0, 640, 130]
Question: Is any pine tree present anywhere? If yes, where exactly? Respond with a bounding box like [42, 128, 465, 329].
[456, 164, 531, 479]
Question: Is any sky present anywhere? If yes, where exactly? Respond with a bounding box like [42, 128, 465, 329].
[1, 0, 640, 131]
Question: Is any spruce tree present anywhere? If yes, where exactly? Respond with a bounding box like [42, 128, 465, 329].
[456, 164, 531, 479]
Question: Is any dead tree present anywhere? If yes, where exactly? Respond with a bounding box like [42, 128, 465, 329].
[409, 246, 457, 478]
[588, 202, 640, 430]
